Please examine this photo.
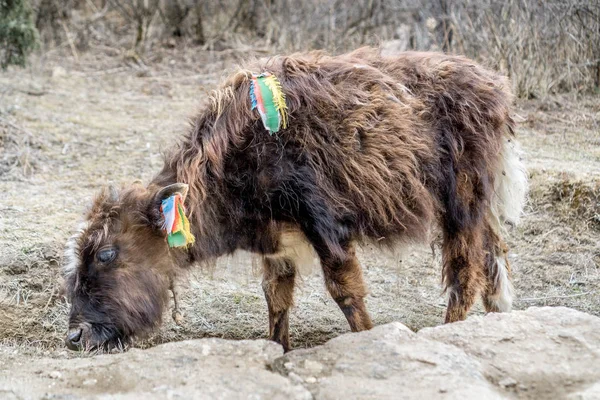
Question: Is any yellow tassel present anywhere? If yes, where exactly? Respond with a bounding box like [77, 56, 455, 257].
[263, 75, 288, 129]
[179, 203, 195, 246]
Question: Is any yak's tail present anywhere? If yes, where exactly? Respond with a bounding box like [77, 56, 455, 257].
[491, 137, 528, 231]
[486, 135, 528, 312]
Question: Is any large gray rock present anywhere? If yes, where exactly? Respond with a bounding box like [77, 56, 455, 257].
[419, 307, 600, 399]
[0, 339, 311, 400]
[1, 307, 599, 399]
[275, 307, 600, 400]
[273, 322, 503, 399]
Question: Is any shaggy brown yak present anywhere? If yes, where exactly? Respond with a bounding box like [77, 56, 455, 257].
[63, 48, 527, 351]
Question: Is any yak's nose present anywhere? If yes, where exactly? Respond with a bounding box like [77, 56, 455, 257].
[65, 328, 83, 350]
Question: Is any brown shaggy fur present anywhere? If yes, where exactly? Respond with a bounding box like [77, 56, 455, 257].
[63, 47, 520, 351]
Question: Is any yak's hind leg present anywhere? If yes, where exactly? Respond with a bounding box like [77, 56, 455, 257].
[482, 222, 514, 313]
[262, 256, 296, 352]
[442, 222, 488, 323]
[316, 243, 373, 332]
[438, 129, 496, 322]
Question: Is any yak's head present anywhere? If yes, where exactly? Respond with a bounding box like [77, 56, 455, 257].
[62, 182, 190, 351]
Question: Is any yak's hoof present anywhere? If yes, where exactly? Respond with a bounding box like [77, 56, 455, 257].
[172, 310, 184, 326]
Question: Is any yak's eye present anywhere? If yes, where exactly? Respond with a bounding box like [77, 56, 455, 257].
[97, 248, 117, 264]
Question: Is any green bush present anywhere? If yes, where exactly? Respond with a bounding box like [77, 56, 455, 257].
[0, 0, 38, 70]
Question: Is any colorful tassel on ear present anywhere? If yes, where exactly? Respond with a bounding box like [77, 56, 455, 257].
[161, 194, 195, 248]
[250, 72, 288, 134]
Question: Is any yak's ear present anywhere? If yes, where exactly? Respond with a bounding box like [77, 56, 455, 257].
[152, 183, 195, 247]
[150, 183, 189, 226]
[155, 183, 189, 203]
[107, 185, 119, 202]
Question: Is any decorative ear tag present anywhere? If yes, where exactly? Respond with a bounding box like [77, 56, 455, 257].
[249, 72, 288, 134]
[161, 194, 195, 248]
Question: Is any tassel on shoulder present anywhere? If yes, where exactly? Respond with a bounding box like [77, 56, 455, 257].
[250, 72, 288, 134]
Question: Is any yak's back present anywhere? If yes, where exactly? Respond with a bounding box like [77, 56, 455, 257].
[174, 48, 515, 247]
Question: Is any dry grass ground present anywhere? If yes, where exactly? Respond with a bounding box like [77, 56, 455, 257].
[0, 48, 598, 358]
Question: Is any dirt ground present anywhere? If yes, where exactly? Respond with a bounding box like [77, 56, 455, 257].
[0, 47, 598, 359]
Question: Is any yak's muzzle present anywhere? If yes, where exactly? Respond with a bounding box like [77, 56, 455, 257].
[65, 327, 83, 350]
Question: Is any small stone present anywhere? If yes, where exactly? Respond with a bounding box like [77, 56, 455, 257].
[499, 377, 517, 388]
[83, 378, 97, 386]
[305, 376, 317, 384]
[48, 371, 62, 379]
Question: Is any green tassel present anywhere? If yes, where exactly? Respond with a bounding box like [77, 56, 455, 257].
[167, 202, 195, 248]
[257, 77, 280, 132]
[167, 231, 187, 248]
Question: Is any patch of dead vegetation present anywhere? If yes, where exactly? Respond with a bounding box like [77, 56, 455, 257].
[0, 117, 43, 179]
[0, 242, 66, 350]
[530, 171, 600, 232]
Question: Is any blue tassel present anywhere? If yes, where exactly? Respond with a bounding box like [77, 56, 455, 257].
[249, 81, 258, 110]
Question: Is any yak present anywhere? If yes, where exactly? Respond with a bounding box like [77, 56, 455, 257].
[63, 47, 527, 352]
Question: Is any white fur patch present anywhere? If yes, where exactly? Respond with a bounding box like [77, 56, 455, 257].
[267, 229, 317, 276]
[491, 138, 528, 231]
[446, 286, 460, 305]
[63, 221, 89, 278]
[483, 137, 525, 312]
[488, 256, 514, 312]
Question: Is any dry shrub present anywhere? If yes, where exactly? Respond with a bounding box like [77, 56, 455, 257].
[32, 0, 76, 45]
[26, 0, 600, 97]
[449, 0, 600, 98]
[109, 0, 160, 49]
[0, 117, 45, 179]
[180, 0, 600, 98]
[0, 119, 32, 177]
[549, 178, 600, 232]
[534, 173, 600, 232]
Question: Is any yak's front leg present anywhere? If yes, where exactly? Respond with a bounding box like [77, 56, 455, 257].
[319, 244, 373, 332]
[262, 256, 296, 352]
[169, 276, 184, 326]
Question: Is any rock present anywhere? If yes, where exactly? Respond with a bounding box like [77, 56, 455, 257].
[0, 307, 599, 399]
[420, 307, 600, 399]
[273, 322, 503, 399]
[0, 339, 311, 400]
[274, 307, 600, 399]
